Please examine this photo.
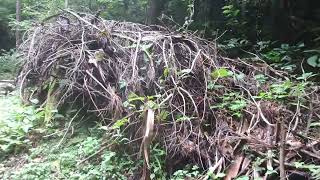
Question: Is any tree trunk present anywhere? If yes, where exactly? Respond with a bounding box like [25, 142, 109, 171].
[65, 0, 69, 9]
[271, 0, 293, 42]
[89, 0, 93, 10]
[146, 0, 165, 25]
[15, 0, 21, 49]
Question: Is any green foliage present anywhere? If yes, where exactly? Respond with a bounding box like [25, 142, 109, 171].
[97, 0, 148, 23]
[112, 117, 129, 129]
[254, 74, 268, 87]
[7, 0, 65, 32]
[294, 162, 320, 180]
[2, 132, 134, 179]
[1, 1, 320, 180]
[307, 55, 320, 67]
[166, 0, 190, 25]
[260, 43, 305, 71]
[157, 110, 170, 122]
[1, 125, 169, 179]
[149, 144, 167, 179]
[222, 4, 241, 28]
[0, 0, 15, 50]
[175, 115, 194, 122]
[219, 38, 250, 52]
[236, 176, 250, 180]
[0, 50, 21, 79]
[210, 92, 247, 117]
[0, 0, 15, 22]
[97, 150, 134, 179]
[171, 165, 201, 180]
[1, 113, 201, 180]
[77, 137, 101, 157]
[256, 73, 313, 101]
[8, 162, 53, 180]
[256, 81, 291, 100]
[0, 96, 44, 157]
[211, 68, 233, 79]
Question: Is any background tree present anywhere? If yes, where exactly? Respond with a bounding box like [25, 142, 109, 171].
[0, 0, 15, 52]
[15, 0, 21, 48]
[146, 0, 166, 25]
[65, 0, 69, 9]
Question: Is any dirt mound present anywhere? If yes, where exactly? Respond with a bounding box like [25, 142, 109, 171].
[18, 10, 320, 179]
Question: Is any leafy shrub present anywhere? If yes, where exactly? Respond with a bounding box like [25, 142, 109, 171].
[0, 96, 44, 157]
[171, 165, 201, 180]
[77, 137, 101, 157]
[210, 92, 247, 118]
[8, 163, 53, 180]
[0, 49, 21, 79]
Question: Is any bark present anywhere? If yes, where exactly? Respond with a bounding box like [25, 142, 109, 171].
[146, 0, 166, 25]
[89, 0, 93, 10]
[279, 118, 286, 180]
[15, 0, 22, 49]
[65, 0, 69, 9]
[271, 0, 293, 42]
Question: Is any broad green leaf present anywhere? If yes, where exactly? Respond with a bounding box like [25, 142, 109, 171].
[208, 84, 224, 90]
[112, 118, 129, 129]
[307, 55, 320, 67]
[296, 72, 315, 80]
[236, 176, 250, 180]
[229, 100, 247, 111]
[235, 73, 245, 80]
[215, 173, 226, 178]
[254, 74, 267, 83]
[119, 80, 127, 89]
[157, 111, 169, 122]
[163, 68, 169, 78]
[127, 93, 145, 102]
[211, 68, 232, 79]
[29, 98, 39, 104]
[222, 5, 233, 10]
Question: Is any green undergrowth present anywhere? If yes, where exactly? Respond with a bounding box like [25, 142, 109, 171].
[1, 129, 138, 179]
[2, 90, 319, 179]
[0, 95, 204, 180]
[0, 50, 21, 80]
[0, 95, 44, 157]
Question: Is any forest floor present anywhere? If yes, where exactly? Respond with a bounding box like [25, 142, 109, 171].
[0, 94, 200, 180]
[0, 94, 140, 179]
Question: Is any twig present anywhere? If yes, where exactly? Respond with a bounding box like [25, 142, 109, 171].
[279, 118, 286, 180]
[64, 9, 102, 31]
[305, 94, 313, 135]
[77, 142, 110, 165]
[131, 32, 141, 80]
[241, 86, 275, 126]
[300, 149, 320, 160]
[56, 110, 82, 148]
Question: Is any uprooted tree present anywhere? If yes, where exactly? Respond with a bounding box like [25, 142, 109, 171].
[17, 10, 320, 179]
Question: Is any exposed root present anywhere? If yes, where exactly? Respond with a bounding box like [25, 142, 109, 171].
[18, 10, 320, 179]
